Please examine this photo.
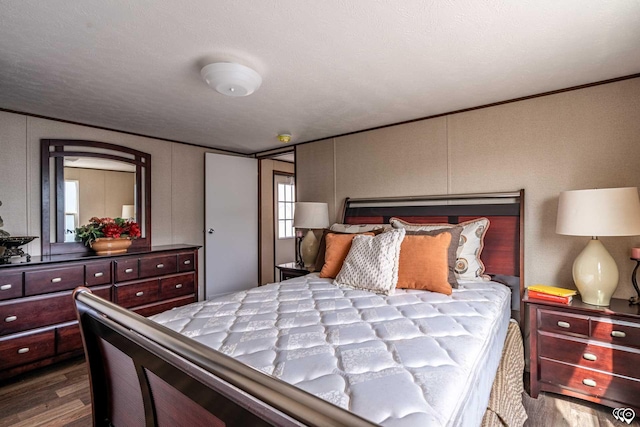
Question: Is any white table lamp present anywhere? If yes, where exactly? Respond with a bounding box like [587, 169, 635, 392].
[556, 187, 640, 306]
[293, 202, 329, 268]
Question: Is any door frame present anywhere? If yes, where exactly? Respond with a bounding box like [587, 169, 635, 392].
[272, 171, 295, 281]
[257, 157, 295, 285]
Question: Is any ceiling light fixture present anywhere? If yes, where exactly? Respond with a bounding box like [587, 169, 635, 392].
[200, 62, 262, 97]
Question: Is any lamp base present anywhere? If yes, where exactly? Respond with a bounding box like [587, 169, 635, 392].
[300, 229, 319, 269]
[572, 238, 619, 306]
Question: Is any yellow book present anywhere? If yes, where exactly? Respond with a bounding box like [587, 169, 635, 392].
[527, 284, 578, 297]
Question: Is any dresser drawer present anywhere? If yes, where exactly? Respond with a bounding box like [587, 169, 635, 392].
[115, 258, 139, 282]
[539, 332, 640, 379]
[0, 271, 23, 300]
[177, 253, 195, 272]
[132, 295, 196, 317]
[139, 254, 177, 279]
[0, 285, 111, 336]
[0, 329, 56, 370]
[540, 358, 640, 405]
[114, 280, 159, 308]
[538, 309, 589, 337]
[590, 318, 640, 349]
[24, 265, 84, 296]
[85, 260, 112, 286]
[56, 322, 83, 354]
[160, 273, 195, 300]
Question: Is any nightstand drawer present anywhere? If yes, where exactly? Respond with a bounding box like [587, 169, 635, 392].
[0, 329, 56, 370]
[538, 309, 589, 337]
[24, 265, 84, 296]
[114, 280, 159, 308]
[0, 272, 23, 300]
[540, 358, 640, 404]
[539, 332, 640, 379]
[590, 318, 640, 349]
[140, 255, 177, 279]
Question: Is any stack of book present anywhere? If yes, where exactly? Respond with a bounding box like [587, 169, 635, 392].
[527, 284, 577, 304]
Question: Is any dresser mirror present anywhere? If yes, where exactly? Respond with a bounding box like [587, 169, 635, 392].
[41, 139, 151, 256]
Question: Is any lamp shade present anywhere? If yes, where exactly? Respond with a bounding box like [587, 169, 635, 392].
[556, 187, 640, 237]
[293, 202, 329, 229]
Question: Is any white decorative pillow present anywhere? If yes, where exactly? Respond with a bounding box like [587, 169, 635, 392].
[390, 217, 490, 281]
[334, 228, 406, 295]
[329, 223, 391, 233]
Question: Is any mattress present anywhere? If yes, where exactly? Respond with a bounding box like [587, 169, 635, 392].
[151, 274, 511, 427]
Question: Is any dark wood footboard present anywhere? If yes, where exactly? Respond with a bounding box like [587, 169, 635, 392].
[73, 287, 376, 427]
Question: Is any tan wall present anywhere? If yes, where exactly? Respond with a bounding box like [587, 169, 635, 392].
[297, 77, 640, 300]
[0, 111, 234, 300]
[259, 159, 295, 284]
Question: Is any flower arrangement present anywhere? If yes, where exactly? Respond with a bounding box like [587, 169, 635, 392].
[76, 217, 141, 246]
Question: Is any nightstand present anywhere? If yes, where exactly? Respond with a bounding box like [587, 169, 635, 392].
[276, 262, 311, 282]
[526, 294, 640, 413]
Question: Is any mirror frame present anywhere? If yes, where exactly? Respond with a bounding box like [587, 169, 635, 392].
[41, 139, 151, 256]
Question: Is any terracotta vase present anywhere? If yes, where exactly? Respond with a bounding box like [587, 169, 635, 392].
[90, 237, 132, 255]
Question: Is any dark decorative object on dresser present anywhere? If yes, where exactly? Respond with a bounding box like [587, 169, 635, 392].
[526, 294, 640, 414]
[0, 244, 200, 380]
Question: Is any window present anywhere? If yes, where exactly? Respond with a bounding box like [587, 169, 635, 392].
[64, 180, 79, 242]
[277, 182, 295, 239]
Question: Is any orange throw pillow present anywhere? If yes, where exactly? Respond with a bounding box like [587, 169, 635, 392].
[397, 232, 452, 295]
[319, 232, 373, 278]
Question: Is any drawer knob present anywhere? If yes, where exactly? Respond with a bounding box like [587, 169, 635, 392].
[583, 353, 597, 362]
[51, 277, 62, 283]
[582, 378, 597, 387]
[94, 272, 104, 278]
[183, 260, 191, 265]
[611, 330, 626, 338]
[175, 284, 183, 289]
[17, 347, 29, 354]
[156, 263, 164, 269]
[136, 291, 144, 297]
[5, 315, 17, 323]
[0, 284, 12, 291]
[125, 268, 134, 273]
[557, 321, 571, 329]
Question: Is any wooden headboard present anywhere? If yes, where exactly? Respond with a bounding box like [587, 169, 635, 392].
[341, 190, 525, 317]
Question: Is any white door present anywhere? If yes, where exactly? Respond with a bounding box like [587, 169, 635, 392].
[205, 153, 258, 298]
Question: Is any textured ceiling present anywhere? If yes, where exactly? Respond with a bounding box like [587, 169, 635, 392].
[1, 1, 639, 154]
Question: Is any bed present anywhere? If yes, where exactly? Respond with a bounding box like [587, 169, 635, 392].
[73, 190, 527, 427]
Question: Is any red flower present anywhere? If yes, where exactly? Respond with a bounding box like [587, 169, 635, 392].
[102, 223, 122, 238]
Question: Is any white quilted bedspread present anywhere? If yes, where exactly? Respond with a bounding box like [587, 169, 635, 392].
[150, 274, 511, 427]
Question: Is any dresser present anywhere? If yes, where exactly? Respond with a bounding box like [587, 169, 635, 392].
[527, 295, 640, 412]
[0, 244, 200, 380]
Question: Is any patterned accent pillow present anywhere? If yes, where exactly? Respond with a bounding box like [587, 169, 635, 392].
[390, 217, 490, 281]
[334, 228, 406, 295]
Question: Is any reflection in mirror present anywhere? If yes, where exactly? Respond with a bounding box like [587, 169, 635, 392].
[41, 139, 151, 256]
[62, 158, 136, 242]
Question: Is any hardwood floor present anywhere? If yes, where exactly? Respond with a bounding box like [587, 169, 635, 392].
[0, 358, 637, 427]
[0, 358, 91, 427]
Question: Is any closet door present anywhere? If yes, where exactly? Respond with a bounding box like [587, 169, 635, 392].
[205, 153, 258, 298]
